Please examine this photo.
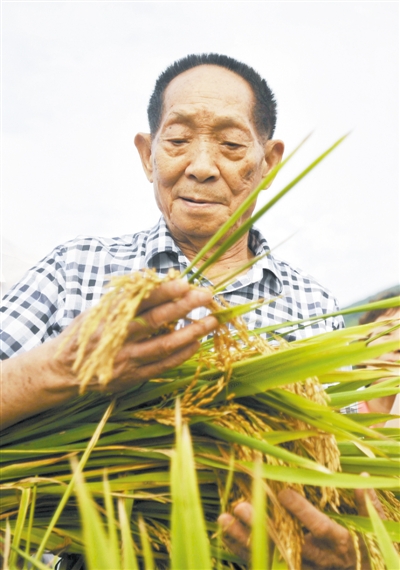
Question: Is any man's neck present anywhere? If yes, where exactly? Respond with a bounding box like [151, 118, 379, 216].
[171, 230, 254, 283]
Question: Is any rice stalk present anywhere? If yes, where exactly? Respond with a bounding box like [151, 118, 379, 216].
[50, 270, 397, 568]
[1, 336, 398, 567]
[1, 134, 399, 568]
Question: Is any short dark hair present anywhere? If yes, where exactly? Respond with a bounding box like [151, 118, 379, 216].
[147, 53, 277, 140]
[359, 291, 400, 325]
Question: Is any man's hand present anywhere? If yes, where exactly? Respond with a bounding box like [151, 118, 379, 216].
[1, 279, 217, 428]
[218, 502, 256, 563]
[218, 487, 385, 569]
[278, 488, 381, 570]
[63, 278, 218, 392]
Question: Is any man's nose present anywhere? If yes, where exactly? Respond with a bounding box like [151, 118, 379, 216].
[185, 142, 220, 182]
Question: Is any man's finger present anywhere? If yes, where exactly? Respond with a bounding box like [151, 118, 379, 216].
[218, 513, 251, 562]
[119, 315, 217, 366]
[355, 472, 387, 520]
[278, 489, 348, 542]
[100, 342, 200, 391]
[128, 288, 215, 339]
[232, 502, 253, 528]
[354, 488, 387, 520]
[136, 279, 191, 313]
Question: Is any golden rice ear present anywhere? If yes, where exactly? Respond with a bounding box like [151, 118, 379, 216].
[69, 270, 171, 392]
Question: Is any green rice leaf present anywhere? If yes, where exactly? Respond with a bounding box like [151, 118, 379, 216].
[1, 520, 11, 570]
[0, 394, 111, 447]
[262, 430, 319, 445]
[323, 369, 398, 393]
[344, 413, 399, 426]
[368, 321, 400, 344]
[0, 537, 51, 570]
[118, 498, 139, 570]
[251, 461, 268, 570]
[23, 479, 38, 570]
[138, 515, 155, 570]
[32, 399, 115, 562]
[329, 514, 400, 542]
[365, 493, 400, 569]
[271, 546, 289, 569]
[223, 338, 399, 399]
[0, 453, 77, 482]
[329, 378, 399, 409]
[339, 457, 400, 476]
[221, 452, 235, 514]
[252, 296, 400, 337]
[338, 440, 400, 457]
[72, 457, 120, 570]
[103, 472, 119, 558]
[170, 402, 212, 569]
[213, 251, 272, 293]
[9, 487, 31, 568]
[255, 391, 382, 443]
[200, 423, 331, 472]
[240, 462, 400, 489]
[216, 452, 235, 570]
[213, 297, 272, 324]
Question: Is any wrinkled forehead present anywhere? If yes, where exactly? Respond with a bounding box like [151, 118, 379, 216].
[160, 65, 256, 126]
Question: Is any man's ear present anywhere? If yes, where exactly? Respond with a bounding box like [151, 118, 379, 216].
[134, 133, 153, 183]
[262, 139, 285, 181]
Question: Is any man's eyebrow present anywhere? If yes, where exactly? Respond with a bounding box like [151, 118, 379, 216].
[163, 111, 252, 133]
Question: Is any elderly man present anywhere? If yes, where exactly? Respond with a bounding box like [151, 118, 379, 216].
[2, 54, 372, 569]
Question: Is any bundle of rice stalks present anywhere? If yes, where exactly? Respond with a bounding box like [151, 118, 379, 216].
[2, 276, 399, 569]
[1, 135, 399, 569]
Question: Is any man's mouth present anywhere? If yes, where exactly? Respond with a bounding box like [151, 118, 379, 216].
[179, 196, 220, 205]
[182, 198, 208, 204]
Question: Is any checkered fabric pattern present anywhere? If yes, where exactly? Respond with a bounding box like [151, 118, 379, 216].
[1, 217, 344, 360]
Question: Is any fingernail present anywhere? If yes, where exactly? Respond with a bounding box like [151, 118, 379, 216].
[203, 315, 218, 328]
[194, 289, 213, 302]
[218, 513, 234, 528]
[172, 279, 189, 293]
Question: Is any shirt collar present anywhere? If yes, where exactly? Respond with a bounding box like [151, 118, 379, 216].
[247, 226, 283, 292]
[144, 217, 283, 294]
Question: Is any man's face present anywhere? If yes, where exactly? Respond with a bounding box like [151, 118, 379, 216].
[136, 65, 283, 246]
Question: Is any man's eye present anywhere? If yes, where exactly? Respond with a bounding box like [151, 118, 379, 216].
[223, 142, 242, 149]
[169, 139, 187, 145]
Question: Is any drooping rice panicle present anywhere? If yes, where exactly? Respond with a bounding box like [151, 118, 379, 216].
[72, 269, 176, 392]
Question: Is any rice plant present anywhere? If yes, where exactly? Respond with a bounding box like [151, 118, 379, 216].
[1, 135, 399, 569]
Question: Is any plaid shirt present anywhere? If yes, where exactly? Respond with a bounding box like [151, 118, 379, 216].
[1, 217, 343, 360]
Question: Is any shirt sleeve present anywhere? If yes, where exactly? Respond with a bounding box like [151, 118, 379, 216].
[0, 245, 67, 360]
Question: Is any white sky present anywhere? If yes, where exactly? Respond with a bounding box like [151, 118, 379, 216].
[2, 1, 399, 306]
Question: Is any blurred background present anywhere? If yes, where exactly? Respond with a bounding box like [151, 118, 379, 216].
[2, 1, 399, 307]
